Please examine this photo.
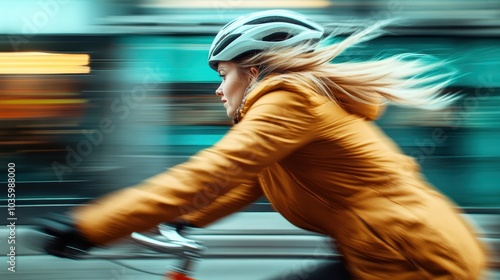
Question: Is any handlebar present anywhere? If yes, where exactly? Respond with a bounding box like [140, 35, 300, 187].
[131, 223, 205, 257]
[27, 222, 205, 278]
[131, 223, 206, 276]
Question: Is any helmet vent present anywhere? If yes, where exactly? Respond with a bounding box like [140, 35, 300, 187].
[212, 33, 242, 56]
[245, 16, 320, 31]
[262, 32, 293, 42]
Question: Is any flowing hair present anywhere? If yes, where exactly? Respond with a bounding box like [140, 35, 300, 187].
[235, 20, 459, 110]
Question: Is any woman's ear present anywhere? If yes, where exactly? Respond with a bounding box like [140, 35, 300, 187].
[249, 66, 259, 80]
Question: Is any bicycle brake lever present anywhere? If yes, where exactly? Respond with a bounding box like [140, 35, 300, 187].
[130, 225, 205, 257]
[157, 224, 205, 252]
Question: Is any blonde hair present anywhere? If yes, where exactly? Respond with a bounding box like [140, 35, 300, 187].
[235, 20, 459, 110]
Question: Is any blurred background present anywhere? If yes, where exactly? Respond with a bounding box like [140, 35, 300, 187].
[0, 0, 499, 279]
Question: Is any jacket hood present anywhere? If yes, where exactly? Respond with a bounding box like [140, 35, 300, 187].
[235, 75, 385, 123]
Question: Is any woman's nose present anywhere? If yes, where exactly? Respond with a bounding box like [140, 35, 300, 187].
[215, 86, 223, 96]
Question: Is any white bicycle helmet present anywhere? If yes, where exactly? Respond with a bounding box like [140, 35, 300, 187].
[208, 10, 324, 71]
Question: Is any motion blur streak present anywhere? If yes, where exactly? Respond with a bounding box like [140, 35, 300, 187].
[0, 52, 90, 74]
[0, 0, 499, 279]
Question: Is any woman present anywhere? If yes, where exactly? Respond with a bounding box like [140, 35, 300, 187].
[39, 10, 487, 279]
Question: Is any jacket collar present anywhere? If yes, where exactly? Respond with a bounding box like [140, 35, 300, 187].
[233, 74, 385, 124]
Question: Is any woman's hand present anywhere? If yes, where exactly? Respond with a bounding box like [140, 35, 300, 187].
[33, 212, 94, 259]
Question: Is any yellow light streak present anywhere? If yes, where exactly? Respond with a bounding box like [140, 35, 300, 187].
[144, 0, 330, 9]
[0, 99, 88, 105]
[0, 52, 90, 74]
[0, 66, 90, 74]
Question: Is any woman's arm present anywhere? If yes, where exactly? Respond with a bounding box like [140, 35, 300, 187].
[72, 89, 318, 245]
[179, 181, 263, 228]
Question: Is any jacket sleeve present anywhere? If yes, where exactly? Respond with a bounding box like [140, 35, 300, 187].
[179, 181, 263, 228]
[72, 90, 317, 245]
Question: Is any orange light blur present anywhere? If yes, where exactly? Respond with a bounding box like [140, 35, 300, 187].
[143, 0, 330, 8]
[0, 52, 90, 74]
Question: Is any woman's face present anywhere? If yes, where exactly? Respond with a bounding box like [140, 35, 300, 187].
[215, 61, 252, 118]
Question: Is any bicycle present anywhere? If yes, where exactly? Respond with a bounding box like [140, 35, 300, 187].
[29, 222, 206, 280]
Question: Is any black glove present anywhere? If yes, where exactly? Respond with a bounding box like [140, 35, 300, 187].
[33, 213, 94, 259]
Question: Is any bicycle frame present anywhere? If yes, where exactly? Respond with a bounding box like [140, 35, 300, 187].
[131, 223, 206, 280]
[168, 271, 195, 280]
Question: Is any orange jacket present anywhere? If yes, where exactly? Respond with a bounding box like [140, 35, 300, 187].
[74, 75, 487, 279]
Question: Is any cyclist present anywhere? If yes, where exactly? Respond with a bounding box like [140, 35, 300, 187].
[38, 10, 487, 279]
